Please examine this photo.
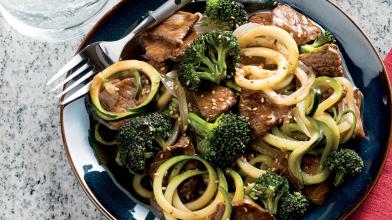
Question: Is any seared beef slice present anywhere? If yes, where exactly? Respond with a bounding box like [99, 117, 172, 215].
[194, 86, 237, 121]
[300, 44, 344, 77]
[301, 155, 331, 205]
[248, 12, 273, 25]
[232, 199, 276, 220]
[148, 11, 199, 46]
[239, 89, 291, 138]
[272, 4, 320, 45]
[143, 11, 199, 62]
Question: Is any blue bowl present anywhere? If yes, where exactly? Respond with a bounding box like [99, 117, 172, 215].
[61, 0, 392, 219]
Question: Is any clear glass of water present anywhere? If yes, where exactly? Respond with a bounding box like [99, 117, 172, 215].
[0, 0, 111, 42]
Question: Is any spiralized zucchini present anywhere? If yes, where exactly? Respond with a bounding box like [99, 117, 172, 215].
[234, 24, 299, 74]
[153, 155, 229, 220]
[233, 24, 315, 106]
[132, 174, 153, 198]
[236, 157, 267, 179]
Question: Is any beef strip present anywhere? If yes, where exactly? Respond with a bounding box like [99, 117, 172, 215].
[148, 60, 168, 75]
[99, 75, 151, 113]
[194, 85, 237, 121]
[301, 155, 331, 205]
[143, 11, 199, 62]
[353, 89, 366, 139]
[248, 11, 273, 25]
[143, 38, 175, 62]
[232, 199, 276, 220]
[147, 136, 202, 202]
[207, 203, 225, 220]
[299, 44, 344, 77]
[144, 31, 199, 62]
[272, 4, 320, 45]
[271, 150, 301, 189]
[173, 31, 199, 59]
[148, 11, 199, 46]
[148, 136, 196, 178]
[239, 89, 291, 138]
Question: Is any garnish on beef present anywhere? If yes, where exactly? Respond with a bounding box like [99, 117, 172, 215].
[272, 4, 320, 45]
[99, 75, 151, 113]
[239, 89, 291, 138]
[299, 44, 344, 77]
[232, 199, 276, 220]
[148, 136, 196, 178]
[193, 85, 237, 121]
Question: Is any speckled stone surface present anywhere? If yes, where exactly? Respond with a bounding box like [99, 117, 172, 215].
[0, 1, 390, 219]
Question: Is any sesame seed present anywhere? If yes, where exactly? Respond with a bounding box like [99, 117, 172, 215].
[212, 98, 216, 102]
[260, 97, 265, 103]
[253, 107, 258, 111]
[212, 90, 216, 94]
[218, 98, 224, 101]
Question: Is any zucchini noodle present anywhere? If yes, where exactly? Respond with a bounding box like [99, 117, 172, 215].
[235, 47, 289, 90]
[236, 157, 266, 179]
[219, 187, 233, 220]
[226, 169, 245, 202]
[335, 77, 357, 142]
[249, 155, 274, 168]
[233, 24, 299, 74]
[263, 67, 315, 106]
[164, 170, 207, 219]
[313, 77, 343, 116]
[153, 155, 226, 220]
[132, 174, 153, 198]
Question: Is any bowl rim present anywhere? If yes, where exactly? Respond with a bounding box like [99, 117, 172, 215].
[60, 0, 392, 219]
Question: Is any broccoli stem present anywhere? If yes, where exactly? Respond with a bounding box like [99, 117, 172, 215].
[217, 46, 228, 77]
[334, 170, 346, 186]
[188, 112, 215, 137]
[155, 135, 166, 149]
[264, 197, 277, 214]
[144, 152, 154, 159]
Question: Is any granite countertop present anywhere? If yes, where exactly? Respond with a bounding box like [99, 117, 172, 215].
[0, 1, 391, 219]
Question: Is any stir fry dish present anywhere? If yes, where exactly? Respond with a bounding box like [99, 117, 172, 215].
[85, 1, 366, 219]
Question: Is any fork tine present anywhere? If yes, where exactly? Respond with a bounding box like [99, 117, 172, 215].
[61, 82, 92, 105]
[51, 63, 91, 92]
[57, 69, 96, 98]
[47, 54, 85, 85]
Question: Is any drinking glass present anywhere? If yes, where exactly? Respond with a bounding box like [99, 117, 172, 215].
[0, 0, 112, 42]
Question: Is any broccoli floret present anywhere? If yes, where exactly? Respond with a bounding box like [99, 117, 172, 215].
[179, 31, 240, 91]
[117, 113, 173, 174]
[205, 0, 247, 31]
[300, 31, 336, 53]
[188, 112, 250, 167]
[249, 172, 289, 214]
[326, 149, 364, 186]
[278, 192, 309, 220]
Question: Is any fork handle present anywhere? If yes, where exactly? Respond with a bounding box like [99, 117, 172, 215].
[149, 0, 193, 22]
[119, 0, 192, 45]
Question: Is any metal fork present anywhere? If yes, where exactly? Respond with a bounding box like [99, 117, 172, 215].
[48, 0, 192, 105]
